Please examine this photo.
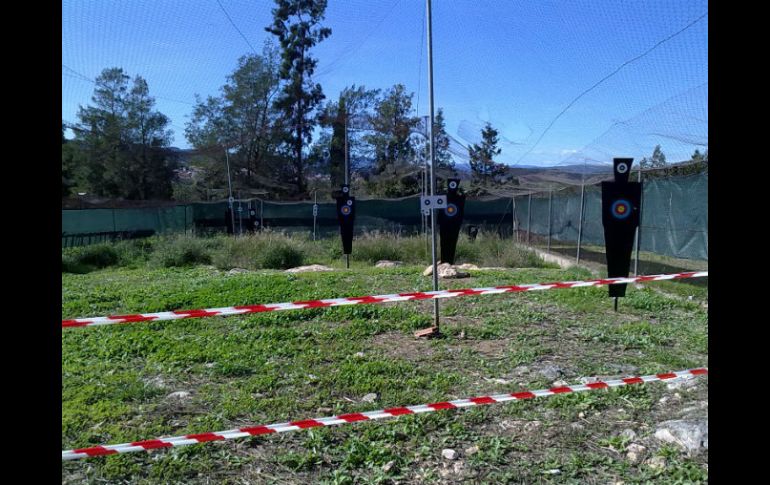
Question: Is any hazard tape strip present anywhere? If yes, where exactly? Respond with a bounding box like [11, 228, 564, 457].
[62, 367, 707, 460]
[62, 271, 708, 328]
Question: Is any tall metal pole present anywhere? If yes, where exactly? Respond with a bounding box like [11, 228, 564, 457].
[527, 193, 532, 246]
[344, 116, 351, 269]
[313, 190, 317, 241]
[633, 167, 642, 275]
[512, 196, 517, 241]
[344, 116, 349, 186]
[547, 190, 553, 251]
[426, 0, 440, 331]
[576, 179, 586, 264]
[224, 147, 235, 234]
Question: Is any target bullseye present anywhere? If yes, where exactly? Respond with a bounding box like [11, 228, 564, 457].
[611, 199, 632, 220]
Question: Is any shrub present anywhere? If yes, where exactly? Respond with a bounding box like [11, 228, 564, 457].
[258, 242, 304, 269]
[150, 236, 212, 268]
[62, 244, 119, 273]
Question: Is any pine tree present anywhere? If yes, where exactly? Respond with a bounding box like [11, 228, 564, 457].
[266, 0, 332, 196]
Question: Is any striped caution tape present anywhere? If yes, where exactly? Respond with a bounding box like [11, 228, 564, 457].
[62, 271, 708, 328]
[62, 367, 707, 460]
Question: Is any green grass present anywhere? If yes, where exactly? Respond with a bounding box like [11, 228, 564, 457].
[62, 242, 707, 483]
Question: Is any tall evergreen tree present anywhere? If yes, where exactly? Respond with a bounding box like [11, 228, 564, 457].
[74, 67, 174, 199]
[468, 122, 504, 184]
[364, 84, 420, 175]
[266, 0, 332, 196]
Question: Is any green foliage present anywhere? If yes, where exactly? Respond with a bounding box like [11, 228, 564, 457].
[72, 67, 175, 200]
[468, 122, 506, 184]
[364, 84, 421, 179]
[150, 236, 213, 267]
[258, 241, 305, 269]
[185, 43, 285, 196]
[266, 0, 332, 195]
[62, 244, 120, 273]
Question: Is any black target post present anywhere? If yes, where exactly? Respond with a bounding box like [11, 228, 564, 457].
[601, 158, 643, 304]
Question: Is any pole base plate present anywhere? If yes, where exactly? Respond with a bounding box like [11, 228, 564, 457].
[414, 326, 440, 338]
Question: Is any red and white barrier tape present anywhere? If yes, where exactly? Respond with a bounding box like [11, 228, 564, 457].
[62, 271, 707, 329]
[62, 367, 707, 460]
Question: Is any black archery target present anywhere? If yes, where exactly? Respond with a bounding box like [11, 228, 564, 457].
[601, 158, 642, 298]
[438, 178, 465, 264]
[336, 185, 355, 255]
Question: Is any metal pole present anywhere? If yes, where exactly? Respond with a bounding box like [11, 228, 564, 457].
[576, 179, 586, 264]
[633, 167, 642, 275]
[344, 116, 349, 186]
[527, 193, 532, 246]
[512, 196, 517, 241]
[426, 0, 440, 331]
[260, 199, 264, 230]
[238, 192, 243, 235]
[547, 190, 553, 252]
[224, 147, 235, 234]
[313, 190, 317, 241]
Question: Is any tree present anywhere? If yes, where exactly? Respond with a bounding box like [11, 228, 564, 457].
[468, 122, 505, 184]
[640, 144, 667, 169]
[318, 85, 379, 188]
[691, 149, 705, 163]
[73, 67, 175, 199]
[266, 0, 332, 196]
[186, 44, 284, 195]
[61, 123, 79, 197]
[433, 108, 455, 173]
[364, 84, 420, 175]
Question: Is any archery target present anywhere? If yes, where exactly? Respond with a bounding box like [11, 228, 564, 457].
[617, 162, 628, 174]
[444, 203, 459, 217]
[611, 199, 632, 220]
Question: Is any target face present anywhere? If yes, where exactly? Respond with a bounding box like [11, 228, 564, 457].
[617, 162, 628, 174]
[611, 199, 632, 220]
[449, 180, 458, 190]
[444, 203, 459, 217]
[342, 186, 349, 193]
[346, 199, 353, 206]
[340, 205, 351, 216]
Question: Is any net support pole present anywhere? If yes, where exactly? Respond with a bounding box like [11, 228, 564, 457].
[512, 196, 517, 241]
[426, 0, 440, 332]
[547, 190, 553, 252]
[527, 193, 532, 246]
[313, 190, 317, 241]
[576, 180, 585, 264]
[633, 168, 642, 275]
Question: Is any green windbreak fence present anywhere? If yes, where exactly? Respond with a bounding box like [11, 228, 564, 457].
[62, 172, 707, 260]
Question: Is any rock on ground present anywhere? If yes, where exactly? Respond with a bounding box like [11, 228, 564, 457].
[226, 268, 250, 275]
[375, 260, 403, 268]
[654, 419, 708, 453]
[361, 393, 378, 403]
[423, 263, 470, 279]
[285, 264, 334, 273]
[626, 443, 646, 464]
[441, 449, 459, 460]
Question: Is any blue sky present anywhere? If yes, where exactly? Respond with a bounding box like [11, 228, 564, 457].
[62, 0, 708, 167]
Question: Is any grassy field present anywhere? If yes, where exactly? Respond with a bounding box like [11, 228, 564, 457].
[62, 236, 708, 484]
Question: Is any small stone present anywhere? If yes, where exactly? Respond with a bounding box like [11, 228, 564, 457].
[543, 469, 561, 475]
[570, 422, 584, 431]
[361, 393, 378, 403]
[317, 407, 333, 414]
[552, 380, 569, 387]
[354, 352, 365, 358]
[654, 419, 708, 453]
[204, 362, 215, 368]
[666, 375, 699, 391]
[442, 449, 459, 460]
[646, 456, 667, 470]
[658, 396, 670, 405]
[166, 391, 191, 400]
[537, 364, 563, 381]
[464, 445, 479, 456]
[226, 268, 250, 275]
[578, 412, 586, 419]
[620, 429, 637, 441]
[456, 263, 479, 270]
[382, 460, 395, 473]
[579, 376, 600, 384]
[375, 260, 403, 268]
[626, 443, 646, 464]
[452, 461, 465, 474]
[285, 264, 334, 273]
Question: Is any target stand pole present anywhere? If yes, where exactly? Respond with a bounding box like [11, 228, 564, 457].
[414, 0, 441, 339]
[614, 297, 618, 312]
[345, 254, 349, 269]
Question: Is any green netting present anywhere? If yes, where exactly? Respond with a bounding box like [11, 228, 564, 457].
[62, 173, 707, 260]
